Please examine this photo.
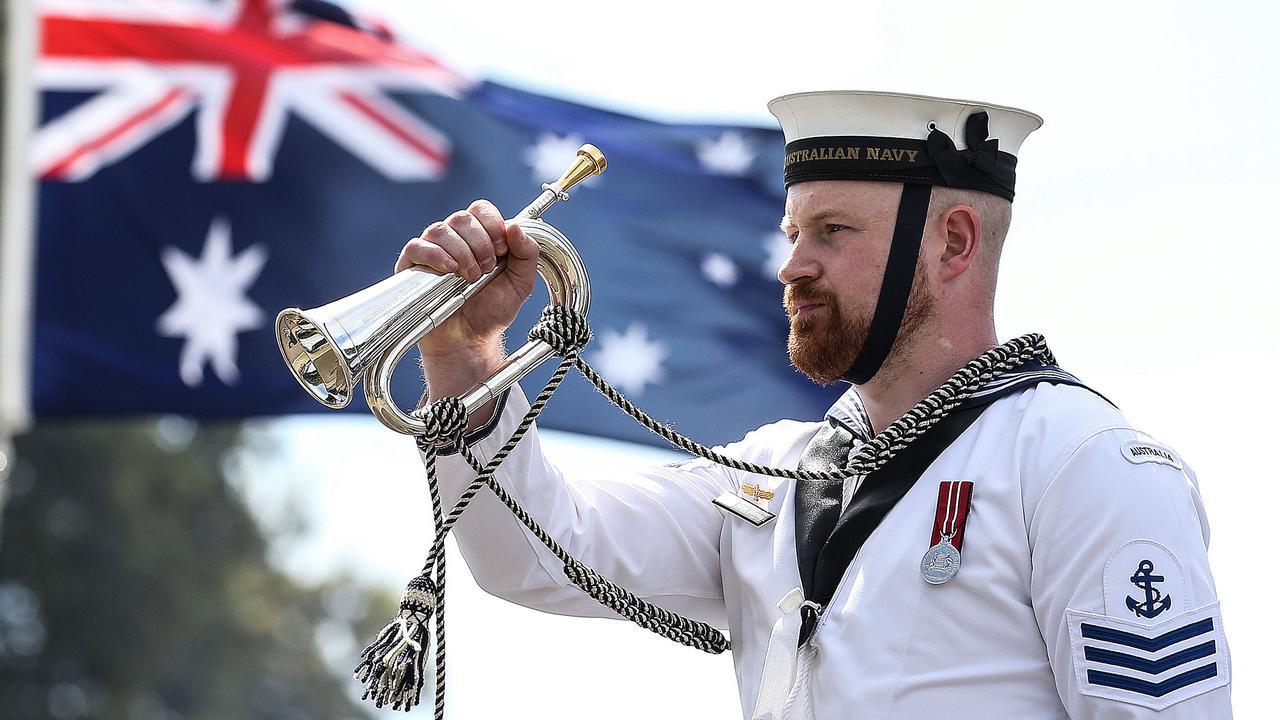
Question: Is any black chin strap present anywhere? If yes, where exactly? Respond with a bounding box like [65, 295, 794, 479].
[842, 183, 933, 384]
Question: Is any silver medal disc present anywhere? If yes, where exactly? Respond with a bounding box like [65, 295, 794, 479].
[920, 540, 961, 584]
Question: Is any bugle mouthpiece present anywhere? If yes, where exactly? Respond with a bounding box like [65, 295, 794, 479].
[554, 144, 607, 194]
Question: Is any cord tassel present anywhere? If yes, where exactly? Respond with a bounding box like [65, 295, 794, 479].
[355, 574, 437, 711]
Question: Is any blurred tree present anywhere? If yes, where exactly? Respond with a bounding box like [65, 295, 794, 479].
[0, 420, 394, 720]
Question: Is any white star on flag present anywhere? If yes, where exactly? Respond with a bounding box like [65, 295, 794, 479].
[588, 323, 668, 397]
[701, 252, 739, 287]
[157, 217, 267, 387]
[524, 132, 601, 187]
[696, 130, 756, 175]
[761, 231, 791, 280]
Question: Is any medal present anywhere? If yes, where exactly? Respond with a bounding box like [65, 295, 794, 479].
[920, 480, 973, 584]
[920, 535, 961, 584]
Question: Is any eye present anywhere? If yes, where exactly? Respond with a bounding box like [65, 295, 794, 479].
[786, 231, 799, 244]
[826, 224, 848, 234]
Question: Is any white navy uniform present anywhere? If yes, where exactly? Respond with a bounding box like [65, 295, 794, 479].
[433, 367, 1231, 718]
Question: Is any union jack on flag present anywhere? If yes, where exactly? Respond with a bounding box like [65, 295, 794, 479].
[28, 0, 839, 447]
[36, 0, 467, 182]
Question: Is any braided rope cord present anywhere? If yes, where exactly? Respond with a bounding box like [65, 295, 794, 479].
[358, 304, 1055, 716]
[567, 323, 1054, 482]
[415, 359, 574, 719]
[425, 449, 446, 719]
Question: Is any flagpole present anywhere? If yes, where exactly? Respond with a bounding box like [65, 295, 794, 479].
[0, 0, 40, 541]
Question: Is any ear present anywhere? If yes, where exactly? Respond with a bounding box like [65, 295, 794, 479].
[937, 204, 981, 282]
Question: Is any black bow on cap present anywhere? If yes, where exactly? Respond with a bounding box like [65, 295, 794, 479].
[926, 111, 1003, 187]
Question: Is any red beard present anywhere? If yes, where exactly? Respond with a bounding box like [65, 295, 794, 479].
[783, 274, 935, 385]
[783, 283, 869, 385]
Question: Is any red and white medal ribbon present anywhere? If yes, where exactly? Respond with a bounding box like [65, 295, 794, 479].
[919, 481, 973, 584]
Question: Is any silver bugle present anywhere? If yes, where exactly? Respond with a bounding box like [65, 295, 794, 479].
[274, 144, 605, 434]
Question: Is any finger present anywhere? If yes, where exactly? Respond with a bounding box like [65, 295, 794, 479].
[423, 221, 482, 281]
[502, 221, 540, 288]
[505, 221, 539, 260]
[397, 237, 458, 274]
[467, 199, 509, 256]
[446, 210, 497, 274]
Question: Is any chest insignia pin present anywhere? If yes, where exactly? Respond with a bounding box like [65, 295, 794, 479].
[740, 482, 775, 509]
[712, 483, 777, 527]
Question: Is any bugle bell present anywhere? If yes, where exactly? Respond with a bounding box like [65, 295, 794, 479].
[275, 144, 605, 434]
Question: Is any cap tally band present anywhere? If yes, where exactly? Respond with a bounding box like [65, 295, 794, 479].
[782, 113, 1018, 201]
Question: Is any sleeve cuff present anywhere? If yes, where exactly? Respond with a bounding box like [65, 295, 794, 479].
[434, 388, 513, 456]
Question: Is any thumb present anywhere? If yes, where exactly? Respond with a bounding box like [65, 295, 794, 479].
[503, 221, 540, 290]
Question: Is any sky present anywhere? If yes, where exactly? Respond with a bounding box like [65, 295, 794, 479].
[222, 0, 1280, 717]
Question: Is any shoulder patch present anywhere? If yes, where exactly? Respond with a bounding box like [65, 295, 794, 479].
[1104, 540, 1188, 622]
[1067, 602, 1229, 710]
[1121, 439, 1183, 469]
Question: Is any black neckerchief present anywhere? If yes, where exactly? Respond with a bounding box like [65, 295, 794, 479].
[793, 362, 1095, 643]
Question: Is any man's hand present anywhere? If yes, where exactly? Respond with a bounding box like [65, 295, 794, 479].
[395, 199, 540, 410]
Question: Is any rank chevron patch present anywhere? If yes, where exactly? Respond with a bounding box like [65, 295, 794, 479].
[1066, 603, 1230, 710]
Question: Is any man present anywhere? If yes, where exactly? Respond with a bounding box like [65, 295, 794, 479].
[394, 91, 1231, 718]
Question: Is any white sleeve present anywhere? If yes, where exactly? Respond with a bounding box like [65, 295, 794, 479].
[1028, 427, 1232, 718]
[429, 385, 740, 629]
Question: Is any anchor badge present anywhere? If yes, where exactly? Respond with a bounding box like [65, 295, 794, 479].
[1125, 559, 1173, 619]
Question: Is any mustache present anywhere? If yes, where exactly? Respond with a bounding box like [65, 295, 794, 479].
[783, 283, 838, 315]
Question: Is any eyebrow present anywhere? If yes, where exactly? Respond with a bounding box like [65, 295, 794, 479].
[778, 209, 847, 232]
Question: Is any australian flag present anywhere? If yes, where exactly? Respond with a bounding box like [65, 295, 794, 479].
[28, 0, 839, 447]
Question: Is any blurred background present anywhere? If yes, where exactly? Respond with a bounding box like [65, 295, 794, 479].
[1, 0, 1276, 718]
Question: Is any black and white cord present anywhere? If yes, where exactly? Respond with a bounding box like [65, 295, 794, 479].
[355, 305, 1055, 716]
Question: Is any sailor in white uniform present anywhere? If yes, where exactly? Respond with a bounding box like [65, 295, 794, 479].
[395, 91, 1232, 718]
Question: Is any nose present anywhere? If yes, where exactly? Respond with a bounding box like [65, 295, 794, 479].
[777, 238, 820, 286]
